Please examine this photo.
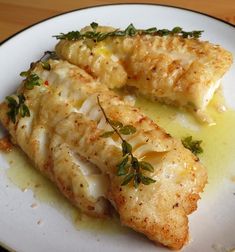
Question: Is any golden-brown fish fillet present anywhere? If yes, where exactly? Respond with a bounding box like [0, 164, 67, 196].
[0, 60, 207, 249]
[0, 61, 110, 218]
[55, 25, 233, 112]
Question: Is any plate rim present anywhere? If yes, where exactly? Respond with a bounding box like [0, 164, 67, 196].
[0, 2, 234, 46]
[0, 3, 234, 252]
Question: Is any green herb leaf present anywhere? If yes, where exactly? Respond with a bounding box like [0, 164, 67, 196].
[121, 173, 134, 186]
[6, 96, 18, 106]
[24, 73, 42, 90]
[20, 71, 29, 77]
[140, 175, 156, 185]
[97, 32, 110, 42]
[84, 31, 97, 39]
[131, 157, 140, 170]
[122, 140, 132, 156]
[192, 30, 203, 38]
[171, 26, 182, 34]
[181, 30, 204, 38]
[134, 174, 141, 188]
[125, 23, 137, 36]
[139, 161, 154, 172]
[55, 31, 81, 40]
[7, 110, 17, 124]
[6, 94, 30, 123]
[157, 29, 170, 36]
[20, 104, 30, 117]
[18, 94, 26, 104]
[143, 27, 158, 34]
[109, 120, 123, 129]
[54, 24, 203, 42]
[119, 125, 136, 135]
[117, 156, 129, 176]
[113, 30, 126, 36]
[41, 61, 51, 70]
[6, 96, 18, 123]
[182, 136, 203, 156]
[100, 130, 115, 138]
[90, 22, 98, 30]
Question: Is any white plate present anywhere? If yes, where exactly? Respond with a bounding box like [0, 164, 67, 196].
[0, 4, 235, 252]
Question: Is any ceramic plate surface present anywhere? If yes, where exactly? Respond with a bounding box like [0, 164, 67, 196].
[0, 4, 235, 252]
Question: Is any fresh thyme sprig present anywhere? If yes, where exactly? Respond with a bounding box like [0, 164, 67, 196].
[97, 96, 156, 188]
[5, 51, 54, 123]
[20, 51, 54, 90]
[6, 94, 30, 123]
[53, 22, 203, 42]
[182, 136, 203, 156]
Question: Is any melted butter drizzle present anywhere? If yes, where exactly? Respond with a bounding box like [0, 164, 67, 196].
[1, 90, 235, 231]
[2, 148, 127, 234]
[136, 91, 235, 194]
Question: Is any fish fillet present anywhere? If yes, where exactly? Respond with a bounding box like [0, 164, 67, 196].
[0, 61, 110, 217]
[55, 25, 233, 112]
[0, 60, 207, 249]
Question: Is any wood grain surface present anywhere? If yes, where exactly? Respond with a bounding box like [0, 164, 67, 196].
[0, 0, 234, 42]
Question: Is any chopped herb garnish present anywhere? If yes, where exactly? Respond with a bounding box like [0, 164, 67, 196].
[6, 51, 55, 123]
[20, 51, 54, 90]
[97, 96, 156, 188]
[90, 22, 98, 30]
[6, 94, 30, 123]
[53, 23, 203, 42]
[182, 136, 203, 156]
[119, 125, 136, 135]
[23, 73, 42, 90]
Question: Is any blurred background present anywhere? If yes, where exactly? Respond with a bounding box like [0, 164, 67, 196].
[0, 0, 234, 42]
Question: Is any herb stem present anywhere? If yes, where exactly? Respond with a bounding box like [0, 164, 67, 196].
[97, 96, 125, 142]
[97, 95, 156, 188]
[54, 23, 203, 42]
[6, 51, 55, 124]
[30, 51, 55, 71]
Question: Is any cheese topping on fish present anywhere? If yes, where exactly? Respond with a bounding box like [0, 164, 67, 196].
[0, 60, 207, 249]
[55, 25, 233, 112]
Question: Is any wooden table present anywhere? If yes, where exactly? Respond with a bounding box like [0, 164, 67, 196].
[0, 0, 234, 42]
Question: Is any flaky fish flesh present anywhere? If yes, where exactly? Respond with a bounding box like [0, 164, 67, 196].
[0, 60, 207, 249]
[55, 25, 232, 113]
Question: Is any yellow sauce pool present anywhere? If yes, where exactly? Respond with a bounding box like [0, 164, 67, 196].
[1, 91, 235, 231]
[2, 148, 128, 234]
[136, 94, 235, 194]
